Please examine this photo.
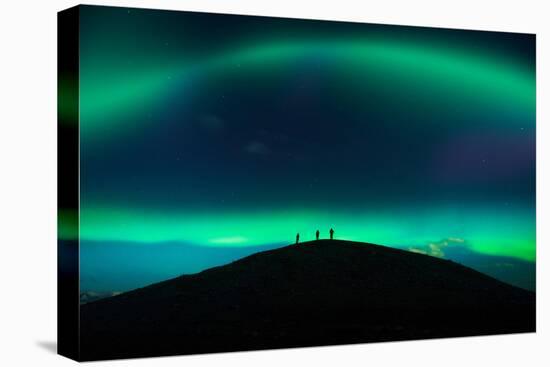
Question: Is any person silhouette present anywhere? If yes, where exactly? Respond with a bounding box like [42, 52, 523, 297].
[329, 228, 334, 240]
[296, 233, 300, 244]
[316, 230, 320, 240]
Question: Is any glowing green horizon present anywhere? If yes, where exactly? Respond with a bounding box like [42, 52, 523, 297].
[60, 204, 535, 261]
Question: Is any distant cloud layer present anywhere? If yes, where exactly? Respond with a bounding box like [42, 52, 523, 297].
[80, 291, 122, 304]
[409, 237, 465, 258]
[244, 141, 271, 155]
[198, 114, 225, 131]
[406, 238, 535, 291]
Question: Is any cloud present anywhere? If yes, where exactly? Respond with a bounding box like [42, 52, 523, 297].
[209, 236, 248, 245]
[405, 238, 535, 291]
[198, 114, 224, 131]
[80, 291, 122, 304]
[408, 237, 466, 258]
[244, 141, 271, 155]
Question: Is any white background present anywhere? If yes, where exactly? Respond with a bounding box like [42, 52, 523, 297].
[0, 0, 548, 365]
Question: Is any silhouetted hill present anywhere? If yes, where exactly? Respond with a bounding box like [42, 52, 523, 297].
[80, 240, 535, 361]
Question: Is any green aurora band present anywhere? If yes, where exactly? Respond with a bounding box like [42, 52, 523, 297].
[60, 203, 535, 261]
[78, 38, 534, 137]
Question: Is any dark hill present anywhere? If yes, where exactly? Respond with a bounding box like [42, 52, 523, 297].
[80, 240, 535, 361]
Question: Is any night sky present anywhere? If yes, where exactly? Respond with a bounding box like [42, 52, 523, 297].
[60, 6, 536, 293]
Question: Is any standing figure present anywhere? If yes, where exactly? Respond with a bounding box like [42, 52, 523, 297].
[316, 229, 320, 240]
[296, 233, 300, 244]
[329, 228, 334, 240]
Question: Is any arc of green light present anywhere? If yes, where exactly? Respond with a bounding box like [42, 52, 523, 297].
[77, 38, 534, 137]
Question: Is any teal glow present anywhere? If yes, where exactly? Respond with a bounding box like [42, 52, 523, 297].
[63, 203, 535, 261]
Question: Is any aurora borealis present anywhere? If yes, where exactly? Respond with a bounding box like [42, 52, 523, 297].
[62, 6, 535, 293]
